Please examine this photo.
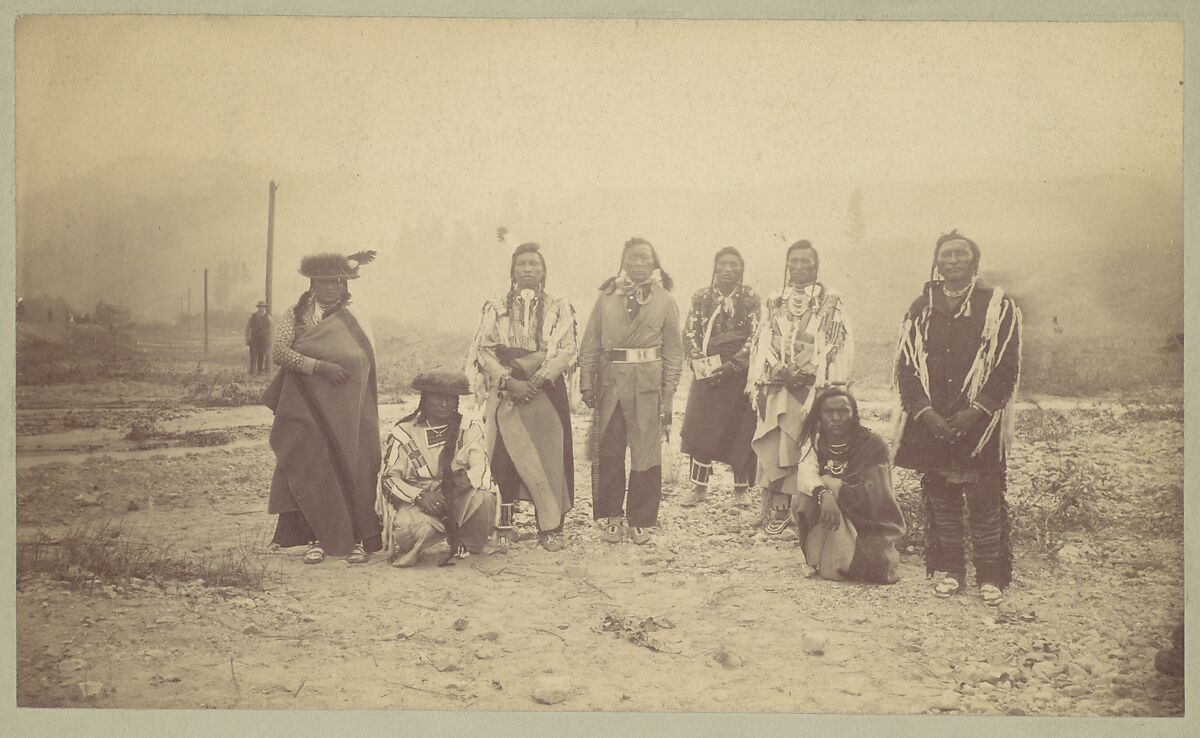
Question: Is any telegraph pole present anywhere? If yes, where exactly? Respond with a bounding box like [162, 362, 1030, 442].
[265, 180, 277, 365]
[203, 268, 209, 357]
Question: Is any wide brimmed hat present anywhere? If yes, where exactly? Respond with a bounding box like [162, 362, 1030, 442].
[412, 369, 471, 396]
[299, 250, 376, 280]
[256, 300, 267, 307]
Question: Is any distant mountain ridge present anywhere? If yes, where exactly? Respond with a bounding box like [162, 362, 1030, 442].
[16, 155, 1182, 341]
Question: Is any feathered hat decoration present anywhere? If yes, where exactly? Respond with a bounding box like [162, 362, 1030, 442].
[299, 250, 377, 280]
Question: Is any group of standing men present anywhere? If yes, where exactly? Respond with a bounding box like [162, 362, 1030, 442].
[261, 230, 1022, 605]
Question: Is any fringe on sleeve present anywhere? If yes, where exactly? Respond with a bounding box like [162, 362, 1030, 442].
[464, 300, 501, 407]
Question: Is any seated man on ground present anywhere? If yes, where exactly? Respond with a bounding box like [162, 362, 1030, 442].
[791, 386, 906, 584]
[377, 370, 497, 567]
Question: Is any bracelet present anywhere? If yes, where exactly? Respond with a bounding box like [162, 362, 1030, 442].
[814, 486, 829, 506]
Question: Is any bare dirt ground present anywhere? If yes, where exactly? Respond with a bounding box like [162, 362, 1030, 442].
[14, 375, 1186, 717]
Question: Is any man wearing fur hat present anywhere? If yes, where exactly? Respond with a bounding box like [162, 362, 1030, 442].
[263, 250, 381, 564]
[377, 370, 497, 567]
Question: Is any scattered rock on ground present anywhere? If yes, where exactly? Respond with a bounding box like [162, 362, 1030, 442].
[801, 632, 828, 656]
[531, 674, 573, 705]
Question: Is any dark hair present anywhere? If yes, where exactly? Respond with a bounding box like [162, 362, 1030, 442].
[786, 240, 819, 268]
[798, 385, 860, 459]
[506, 242, 548, 339]
[598, 237, 674, 292]
[931, 230, 981, 282]
[713, 246, 745, 269]
[292, 279, 351, 321]
[709, 246, 745, 293]
[509, 242, 547, 284]
[783, 240, 819, 290]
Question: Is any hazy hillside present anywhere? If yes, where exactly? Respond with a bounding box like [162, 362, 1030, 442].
[16, 157, 1182, 345]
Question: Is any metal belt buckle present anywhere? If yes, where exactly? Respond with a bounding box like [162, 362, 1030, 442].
[611, 347, 660, 363]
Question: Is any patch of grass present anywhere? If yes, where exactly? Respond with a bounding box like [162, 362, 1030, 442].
[893, 468, 926, 552]
[16, 526, 276, 591]
[62, 409, 103, 429]
[1121, 405, 1184, 423]
[187, 380, 268, 407]
[1009, 458, 1099, 551]
[124, 418, 233, 448]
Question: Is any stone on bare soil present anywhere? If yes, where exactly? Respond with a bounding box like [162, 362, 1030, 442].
[475, 644, 498, 660]
[531, 674, 573, 705]
[59, 658, 88, 674]
[931, 691, 960, 711]
[431, 654, 459, 672]
[800, 632, 828, 656]
[712, 646, 745, 669]
[453, 618, 469, 631]
[1063, 662, 1090, 680]
[78, 681, 104, 699]
[1055, 544, 1086, 564]
[242, 624, 262, 635]
[1031, 660, 1064, 680]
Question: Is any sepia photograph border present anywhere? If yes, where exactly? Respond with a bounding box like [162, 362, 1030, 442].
[1, 1, 1196, 736]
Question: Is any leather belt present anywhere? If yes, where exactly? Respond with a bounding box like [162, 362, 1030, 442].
[605, 347, 661, 363]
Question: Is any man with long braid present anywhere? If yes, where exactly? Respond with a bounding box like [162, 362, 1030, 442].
[579, 237, 684, 546]
[747, 240, 854, 537]
[893, 230, 1023, 606]
[466, 242, 578, 552]
[679, 247, 761, 508]
[377, 370, 496, 568]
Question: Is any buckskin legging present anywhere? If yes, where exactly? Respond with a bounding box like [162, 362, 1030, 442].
[593, 403, 662, 528]
[921, 472, 1013, 588]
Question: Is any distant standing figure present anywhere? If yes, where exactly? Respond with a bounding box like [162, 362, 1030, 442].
[263, 250, 381, 565]
[579, 237, 684, 546]
[893, 230, 1022, 606]
[679, 247, 761, 508]
[246, 300, 271, 374]
[15, 298, 24, 322]
[1051, 316, 1063, 335]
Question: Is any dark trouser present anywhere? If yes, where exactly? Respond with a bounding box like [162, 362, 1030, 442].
[593, 403, 661, 527]
[249, 342, 268, 374]
[922, 473, 1013, 588]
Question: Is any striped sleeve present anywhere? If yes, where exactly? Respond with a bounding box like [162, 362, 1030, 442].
[380, 429, 424, 504]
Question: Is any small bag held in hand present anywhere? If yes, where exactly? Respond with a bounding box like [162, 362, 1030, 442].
[691, 354, 723, 380]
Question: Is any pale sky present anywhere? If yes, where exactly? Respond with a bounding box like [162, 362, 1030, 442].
[17, 17, 1183, 204]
